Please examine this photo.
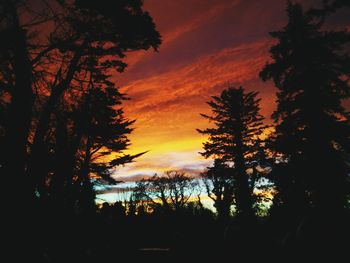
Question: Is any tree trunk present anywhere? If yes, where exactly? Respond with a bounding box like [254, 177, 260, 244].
[28, 46, 84, 196]
[50, 113, 70, 209]
[2, 3, 37, 261]
[234, 133, 255, 222]
[3, 2, 34, 203]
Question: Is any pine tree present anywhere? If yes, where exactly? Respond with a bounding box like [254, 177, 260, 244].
[198, 87, 266, 220]
[260, 2, 350, 212]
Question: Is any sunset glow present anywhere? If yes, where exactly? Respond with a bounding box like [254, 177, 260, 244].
[104, 0, 350, 183]
[111, 0, 285, 182]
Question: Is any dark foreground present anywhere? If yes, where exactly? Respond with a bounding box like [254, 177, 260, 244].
[5, 205, 349, 263]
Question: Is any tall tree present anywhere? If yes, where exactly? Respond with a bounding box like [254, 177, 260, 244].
[27, 0, 161, 197]
[73, 81, 145, 214]
[198, 87, 266, 220]
[260, 2, 350, 213]
[0, 0, 161, 203]
[0, 0, 35, 204]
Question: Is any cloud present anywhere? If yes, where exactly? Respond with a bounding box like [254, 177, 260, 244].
[112, 150, 212, 181]
[99, 0, 350, 191]
[112, 38, 276, 182]
[122, 0, 242, 72]
[162, 0, 242, 45]
[122, 38, 274, 128]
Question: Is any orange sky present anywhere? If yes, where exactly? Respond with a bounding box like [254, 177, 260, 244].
[108, 0, 350, 182]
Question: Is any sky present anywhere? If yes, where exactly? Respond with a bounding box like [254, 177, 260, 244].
[105, 0, 350, 186]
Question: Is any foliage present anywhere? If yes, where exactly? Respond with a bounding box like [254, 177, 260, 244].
[260, 2, 350, 211]
[134, 171, 199, 212]
[198, 86, 268, 219]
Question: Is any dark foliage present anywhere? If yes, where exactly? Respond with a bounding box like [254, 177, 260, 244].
[198, 86, 268, 221]
[260, 1, 350, 214]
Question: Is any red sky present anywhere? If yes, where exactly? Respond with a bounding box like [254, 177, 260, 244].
[109, 0, 350, 182]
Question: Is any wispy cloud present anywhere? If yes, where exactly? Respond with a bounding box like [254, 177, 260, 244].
[122, 38, 274, 132]
[104, 0, 350, 188]
[109, 0, 293, 182]
[115, 38, 275, 181]
[112, 150, 212, 182]
[123, 0, 242, 71]
[162, 0, 242, 45]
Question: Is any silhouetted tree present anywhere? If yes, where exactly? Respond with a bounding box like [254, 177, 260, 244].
[134, 171, 198, 212]
[27, 0, 161, 198]
[0, 0, 161, 203]
[0, 0, 35, 205]
[198, 87, 266, 221]
[260, 2, 350, 213]
[1, 2, 161, 260]
[201, 159, 235, 221]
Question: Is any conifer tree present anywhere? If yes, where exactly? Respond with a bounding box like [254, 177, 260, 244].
[260, 2, 350, 212]
[198, 87, 266, 220]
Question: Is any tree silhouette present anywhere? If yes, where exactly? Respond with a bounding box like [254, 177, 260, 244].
[260, 2, 350, 213]
[0, 2, 161, 260]
[0, 0, 35, 205]
[0, 0, 161, 204]
[73, 81, 145, 214]
[27, 0, 161, 198]
[134, 171, 198, 212]
[198, 87, 266, 221]
[47, 79, 144, 215]
[201, 159, 235, 221]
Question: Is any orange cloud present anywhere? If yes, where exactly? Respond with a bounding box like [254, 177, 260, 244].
[112, 39, 275, 182]
[103, 0, 350, 202]
[122, 39, 274, 128]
